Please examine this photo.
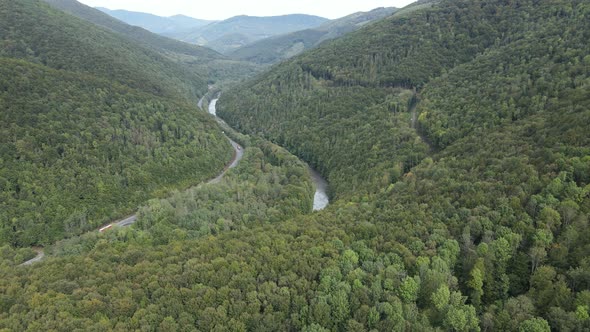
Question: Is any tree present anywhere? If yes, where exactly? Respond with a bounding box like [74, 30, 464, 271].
[310, 297, 331, 329]
[537, 207, 561, 232]
[518, 318, 550, 332]
[367, 306, 380, 329]
[398, 277, 420, 303]
[467, 260, 484, 309]
[340, 249, 359, 275]
[576, 305, 589, 321]
[158, 317, 179, 331]
[302, 324, 330, 332]
[529, 247, 547, 273]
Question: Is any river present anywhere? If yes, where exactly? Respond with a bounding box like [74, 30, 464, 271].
[310, 168, 329, 211]
[209, 98, 329, 211]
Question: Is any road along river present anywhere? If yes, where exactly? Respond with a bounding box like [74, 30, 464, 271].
[209, 98, 329, 211]
[20, 96, 327, 266]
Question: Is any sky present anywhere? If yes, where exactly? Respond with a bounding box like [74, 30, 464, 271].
[77, 0, 417, 20]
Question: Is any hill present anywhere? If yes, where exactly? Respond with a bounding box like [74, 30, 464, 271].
[0, 0, 232, 246]
[230, 7, 398, 64]
[172, 14, 329, 54]
[44, 0, 260, 84]
[96, 7, 213, 34]
[218, 0, 590, 329]
[7, 0, 213, 101]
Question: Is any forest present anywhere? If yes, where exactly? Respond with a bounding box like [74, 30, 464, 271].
[0, 0, 233, 246]
[0, 0, 208, 101]
[0, 58, 231, 246]
[134, 137, 315, 243]
[217, 0, 590, 330]
[42, 0, 263, 85]
[1, 0, 590, 331]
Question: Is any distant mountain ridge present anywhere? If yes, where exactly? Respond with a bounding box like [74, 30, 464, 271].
[97, 9, 329, 54]
[191, 14, 329, 53]
[96, 7, 214, 34]
[44, 0, 220, 60]
[229, 7, 398, 64]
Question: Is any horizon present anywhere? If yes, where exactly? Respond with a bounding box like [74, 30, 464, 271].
[77, 0, 417, 20]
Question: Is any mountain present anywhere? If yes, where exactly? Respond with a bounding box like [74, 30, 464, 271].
[171, 14, 329, 54]
[170, 14, 213, 29]
[315, 6, 399, 40]
[218, 0, 590, 329]
[21, 0, 214, 99]
[93, 8, 329, 54]
[0, 0, 231, 246]
[1, 0, 590, 331]
[44, 0, 261, 83]
[230, 7, 398, 64]
[96, 7, 214, 34]
[44, 0, 220, 62]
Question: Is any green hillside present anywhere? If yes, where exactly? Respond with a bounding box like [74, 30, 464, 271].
[44, 0, 220, 61]
[220, 0, 584, 196]
[1, 0, 589, 331]
[230, 7, 398, 65]
[0, 0, 232, 246]
[2, 0, 207, 100]
[43, 0, 261, 84]
[217, 0, 590, 329]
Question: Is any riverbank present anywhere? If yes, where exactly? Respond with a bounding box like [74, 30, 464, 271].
[209, 98, 329, 211]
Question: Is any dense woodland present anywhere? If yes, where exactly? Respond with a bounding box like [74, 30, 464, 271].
[221, 84, 427, 199]
[134, 137, 315, 242]
[0, 58, 231, 247]
[0, 0, 208, 101]
[42, 0, 263, 84]
[218, 0, 590, 330]
[1, 0, 590, 331]
[39, 136, 315, 258]
[0, 0, 233, 246]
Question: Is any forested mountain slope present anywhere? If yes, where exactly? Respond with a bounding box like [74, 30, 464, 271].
[0, 0, 589, 331]
[44, 0, 220, 61]
[219, 0, 589, 197]
[230, 7, 398, 65]
[43, 0, 260, 84]
[216, 0, 590, 329]
[3, 0, 206, 100]
[0, 0, 232, 246]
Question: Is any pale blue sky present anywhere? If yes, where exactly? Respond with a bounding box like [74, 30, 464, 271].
[77, 0, 416, 20]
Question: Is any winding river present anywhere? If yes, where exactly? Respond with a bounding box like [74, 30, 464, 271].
[209, 98, 329, 211]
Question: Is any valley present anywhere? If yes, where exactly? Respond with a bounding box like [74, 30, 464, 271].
[209, 97, 330, 208]
[19, 95, 329, 266]
[1, 0, 589, 331]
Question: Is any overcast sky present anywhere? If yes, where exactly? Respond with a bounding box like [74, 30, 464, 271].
[77, 0, 417, 20]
